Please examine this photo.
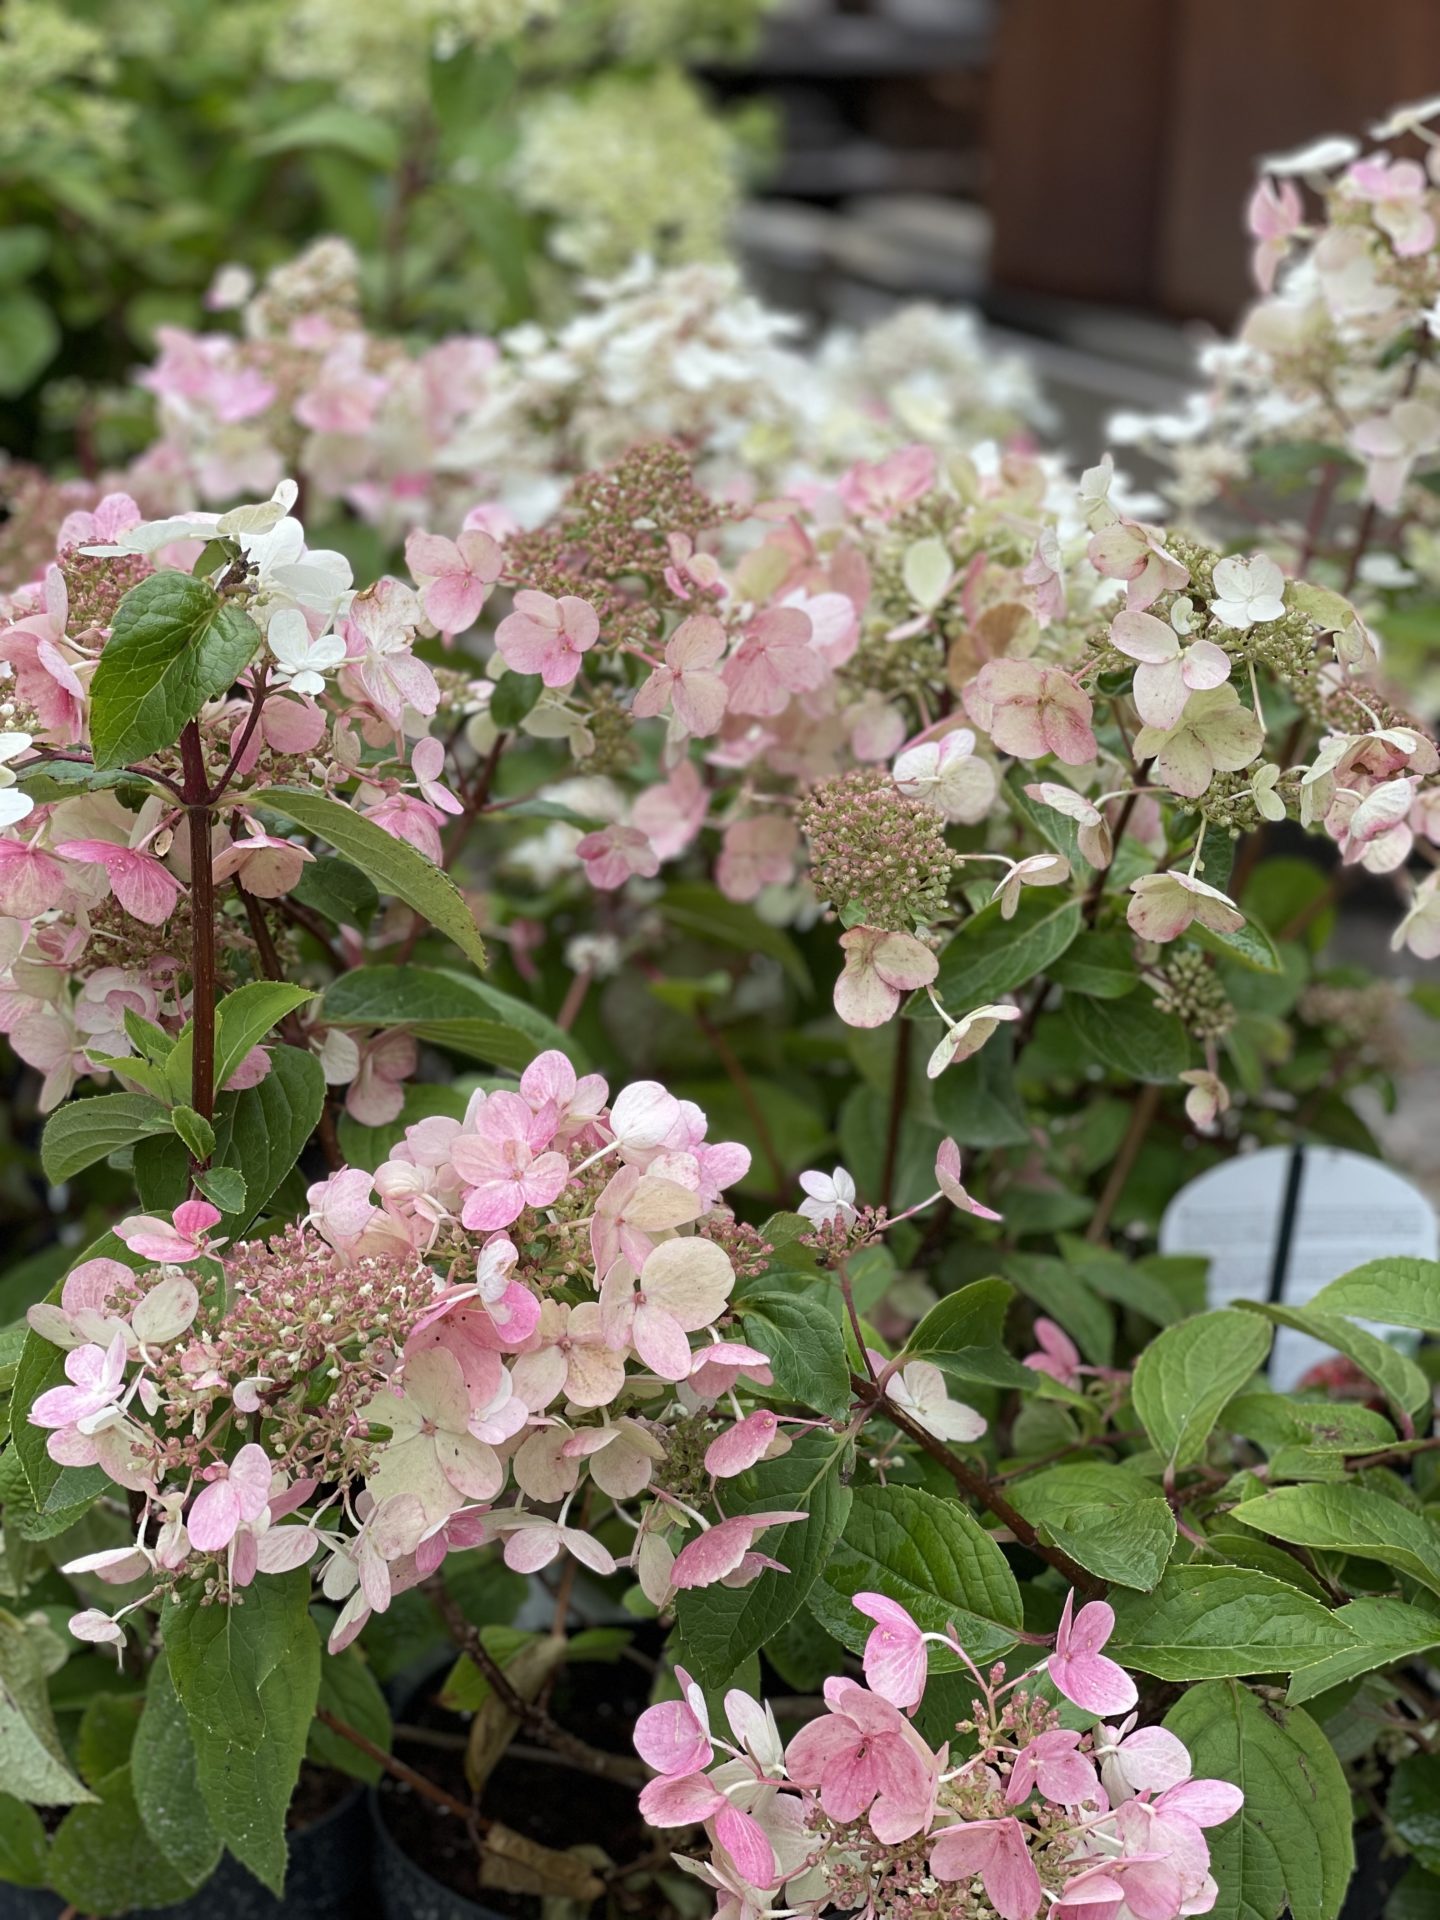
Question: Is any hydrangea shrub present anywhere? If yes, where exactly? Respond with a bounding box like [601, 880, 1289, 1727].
[0, 101, 1439, 1920]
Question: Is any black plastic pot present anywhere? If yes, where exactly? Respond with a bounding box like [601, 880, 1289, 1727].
[0, 1779, 368, 1920]
[369, 1787, 515, 1920]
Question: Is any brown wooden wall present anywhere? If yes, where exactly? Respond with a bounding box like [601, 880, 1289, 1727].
[988, 0, 1440, 323]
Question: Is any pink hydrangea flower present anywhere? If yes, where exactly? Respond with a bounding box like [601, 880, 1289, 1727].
[405, 527, 503, 636]
[211, 827, 315, 899]
[598, 1237, 735, 1381]
[715, 816, 798, 903]
[785, 1677, 936, 1843]
[704, 1408, 786, 1479]
[1127, 870, 1244, 944]
[30, 1329, 129, 1433]
[54, 840, 183, 927]
[1047, 1591, 1138, 1716]
[931, 1817, 1043, 1920]
[188, 1441, 273, 1552]
[837, 445, 937, 520]
[576, 824, 660, 890]
[1024, 1317, 1082, 1387]
[116, 1199, 222, 1265]
[723, 608, 825, 717]
[853, 1592, 927, 1711]
[964, 660, 1097, 767]
[450, 1091, 569, 1230]
[669, 1509, 807, 1591]
[495, 590, 599, 687]
[634, 1666, 713, 1775]
[1005, 1728, 1098, 1807]
[833, 926, 938, 1029]
[632, 614, 729, 737]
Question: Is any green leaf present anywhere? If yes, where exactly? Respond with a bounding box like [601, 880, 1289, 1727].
[1391, 1756, 1440, 1877]
[170, 1104, 215, 1162]
[902, 1278, 1035, 1389]
[49, 1765, 198, 1911]
[1286, 1597, 1440, 1706]
[1056, 1236, 1185, 1327]
[674, 1436, 852, 1689]
[1006, 1463, 1176, 1589]
[1309, 1257, 1440, 1334]
[163, 1570, 320, 1894]
[1110, 1566, 1357, 1679]
[309, 1642, 392, 1783]
[89, 573, 260, 770]
[0, 1609, 96, 1805]
[931, 1035, 1031, 1146]
[1132, 1309, 1271, 1471]
[193, 1166, 247, 1214]
[1063, 992, 1190, 1083]
[935, 893, 1082, 1004]
[1236, 1298, 1431, 1429]
[657, 883, 811, 994]
[131, 1651, 223, 1887]
[251, 787, 487, 968]
[806, 1483, 1022, 1672]
[211, 1044, 326, 1232]
[1164, 1681, 1353, 1920]
[197, 980, 315, 1095]
[739, 1286, 851, 1418]
[251, 103, 400, 170]
[1004, 1253, 1115, 1366]
[489, 670, 544, 728]
[40, 1092, 167, 1182]
[1048, 931, 1139, 998]
[321, 965, 575, 1073]
[0, 226, 48, 285]
[123, 1009, 174, 1065]
[0, 1793, 47, 1885]
[1229, 1482, 1440, 1598]
[0, 290, 59, 396]
[1194, 915, 1282, 973]
[290, 855, 379, 931]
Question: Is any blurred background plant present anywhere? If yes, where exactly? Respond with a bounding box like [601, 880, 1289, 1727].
[0, 0, 777, 464]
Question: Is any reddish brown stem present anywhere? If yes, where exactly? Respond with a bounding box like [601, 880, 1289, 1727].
[316, 1707, 478, 1822]
[181, 723, 217, 1133]
[1086, 1084, 1162, 1242]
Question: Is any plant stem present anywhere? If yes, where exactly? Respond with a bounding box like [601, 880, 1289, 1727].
[426, 1580, 647, 1784]
[180, 723, 217, 1135]
[317, 1706, 478, 1821]
[880, 1018, 912, 1212]
[852, 1373, 1106, 1598]
[1086, 1084, 1161, 1243]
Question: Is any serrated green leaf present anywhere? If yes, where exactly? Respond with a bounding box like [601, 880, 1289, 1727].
[49, 1764, 198, 1911]
[172, 980, 314, 1098]
[322, 965, 577, 1073]
[163, 1570, 320, 1894]
[1132, 1309, 1271, 1471]
[1048, 931, 1139, 998]
[1007, 1463, 1176, 1589]
[1164, 1681, 1353, 1920]
[169, 1104, 215, 1162]
[674, 1436, 851, 1688]
[1286, 1597, 1440, 1705]
[805, 1484, 1022, 1671]
[193, 1166, 247, 1214]
[40, 1093, 168, 1183]
[1064, 992, 1190, 1083]
[290, 855, 379, 930]
[250, 787, 486, 968]
[739, 1286, 851, 1418]
[89, 573, 260, 769]
[132, 1651, 224, 1887]
[1309, 1257, 1440, 1334]
[935, 893, 1082, 1004]
[931, 1034, 1031, 1146]
[1110, 1566, 1356, 1679]
[0, 1609, 96, 1805]
[1229, 1482, 1440, 1598]
[1235, 1298, 1431, 1428]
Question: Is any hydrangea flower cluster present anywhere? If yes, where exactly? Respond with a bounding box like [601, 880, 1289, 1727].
[634, 1592, 1241, 1920]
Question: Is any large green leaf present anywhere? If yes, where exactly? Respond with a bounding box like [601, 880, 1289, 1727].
[163, 1569, 320, 1894]
[1109, 1566, 1356, 1679]
[931, 1036, 1032, 1147]
[40, 1092, 168, 1183]
[902, 1278, 1035, 1390]
[805, 1484, 1022, 1671]
[674, 1436, 852, 1689]
[1063, 992, 1190, 1083]
[1235, 1298, 1431, 1428]
[89, 573, 260, 769]
[1006, 1463, 1176, 1590]
[1229, 1482, 1440, 1599]
[0, 289, 59, 397]
[1309, 1257, 1440, 1334]
[321, 965, 576, 1073]
[0, 1610, 95, 1805]
[935, 893, 1082, 1004]
[0, 1793, 47, 1885]
[251, 787, 487, 968]
[1286, 1597, 1440, 1706]
[309, 1641, 393, 1783]
[1132, 1309, 1271, 1472]
[49, 1765, 199, 1912]
[1390, 1756, 1440, 1877]
[1005, 1253, 1114, 1366]
[1165, 1681, 1353, 1920]
[131, 1651, 224, 1887]
[738, 1286, 851, 1419]
[212, 1043, 326, 1232]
